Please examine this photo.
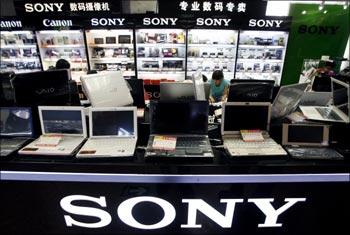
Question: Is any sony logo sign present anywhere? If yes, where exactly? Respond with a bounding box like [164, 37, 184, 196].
[143, 18, 178, 26]
[91, 18, 125, 26]
[249, 19, 283, 28]
[24, 2, 64, 12]
[0, 20, 22, 28]
[36, 87, 55, 95]
[43, 19, 73, 27]
[197, 18, 231, 27]
[298, 25, 339, 35]
[60, 195, 306, 229]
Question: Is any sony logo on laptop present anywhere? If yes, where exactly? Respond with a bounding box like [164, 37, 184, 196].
[61, 195, 306, 229]
[43, 19, 73, 27]
[0, 20, 22, 28]
[35, 87, 55, 95]
[24, 3, 64, 12]
[196, 18, 231, 27]
[249, 19, 283, 28]
[91, 18, 125, 26]
[143, 18, 178, 26]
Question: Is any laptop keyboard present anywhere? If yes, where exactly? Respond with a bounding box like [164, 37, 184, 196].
[225, 138, 279, 148]
[84, 138, 135, 149]
[286, 147, 344, 160]
[225, 138, 287, 156]
[316, 107, 342, 120]
[176, 136, 208, 148]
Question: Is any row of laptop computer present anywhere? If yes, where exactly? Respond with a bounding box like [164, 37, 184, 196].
[1, 68, 349, 159]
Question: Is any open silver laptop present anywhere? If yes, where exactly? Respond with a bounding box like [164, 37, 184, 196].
[145, 101, 213, 158]
[1, 107, 34, 157]
[272, 83, 309, 119]
[160, 82, 195, 101]
[81, 71, 133, 107]
[19, 106, 87, 156]
[299, 91, 332, 106]
[77, 107, 137, 158]
[282, 123, 343, 160]
[300, 78, 349, 123]
[222, 102, 286, 156]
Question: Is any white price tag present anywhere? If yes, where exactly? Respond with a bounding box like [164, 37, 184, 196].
[152, 136, 177, 151]
[36, 135, 62, 147]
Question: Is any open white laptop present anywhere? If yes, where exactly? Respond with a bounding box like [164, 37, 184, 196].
[80, 71, 133, 107]
[19, 106, 87, 156]
[77, 107, 137, 158]
[300, 78, 350, 123]
[222, 102, 286, 156]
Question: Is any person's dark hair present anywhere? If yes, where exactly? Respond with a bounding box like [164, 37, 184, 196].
[202, 74, 208, 82]
[212, 70, 224, 81]
[55, 59, 70, 69]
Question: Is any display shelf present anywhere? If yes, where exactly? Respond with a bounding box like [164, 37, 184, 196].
[188, 57, 234, 60]
[138, 57, 185, 61]
[137, 43, 185, 47]
[239, 45, 285, 49]
[1, 44, 37, 49]
[1, 58, 40, 62]
[236, 72, 281, 76]
[138, 70, 185, 73]
[1, 69, 41, 74]
[188, 43, 236, 47]
[90, 57, 133, 61]
[41, 44, 85, 48]
[88, 43, 133, 48]
[237, 59, 283, 63]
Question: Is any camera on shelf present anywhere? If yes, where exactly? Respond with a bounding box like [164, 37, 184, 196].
[118, 35, 131, 44]
[162, 48, 178, 57]
[254, 37, 273, 46]
[163, 60, 183, 70]
[142, 61, 159, 70]
[149, 48, 160, 57]
[137, 47, 145, 57]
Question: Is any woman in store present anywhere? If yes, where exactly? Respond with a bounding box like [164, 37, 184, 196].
[209, 70, 229, 103]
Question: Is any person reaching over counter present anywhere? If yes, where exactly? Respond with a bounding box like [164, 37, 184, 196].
[209, 70, 229, 103]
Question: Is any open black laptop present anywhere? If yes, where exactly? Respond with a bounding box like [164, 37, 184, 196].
[228, 81, 275, 102]
[0, 107, 34, 157]
[145, 101, 214, 158]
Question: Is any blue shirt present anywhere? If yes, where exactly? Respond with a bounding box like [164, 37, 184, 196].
[210, 79, 229, 102]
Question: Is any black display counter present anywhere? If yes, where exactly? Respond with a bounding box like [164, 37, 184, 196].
[1, 147, 349, 235]
[1, 117, 349, 235]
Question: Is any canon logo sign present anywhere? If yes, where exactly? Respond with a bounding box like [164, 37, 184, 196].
[60, 195, 306, 229]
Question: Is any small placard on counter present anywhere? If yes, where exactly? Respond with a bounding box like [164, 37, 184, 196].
[137, 108, 145, 118]
[36, 135, 62, 147]
[152, 136, 177, 151]
[240, 130, 264, 142]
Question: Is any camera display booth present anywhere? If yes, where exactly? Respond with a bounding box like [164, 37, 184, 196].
[1, 1, 349, 235]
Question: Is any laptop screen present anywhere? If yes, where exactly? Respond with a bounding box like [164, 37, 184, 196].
[160, 83, 195, 101]
[92, 110, 134, 137]
[150, 101, 208, 135]
[332, 80, 349, 117]
[12, 70, 71, 107]
[0, 107, 32, 137]
[223, 104, 270, 132]
[41, 110, 83, 135]
[287, 125, 325, 144]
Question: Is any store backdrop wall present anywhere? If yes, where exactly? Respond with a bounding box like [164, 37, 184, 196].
[281, 4, 350, 85]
